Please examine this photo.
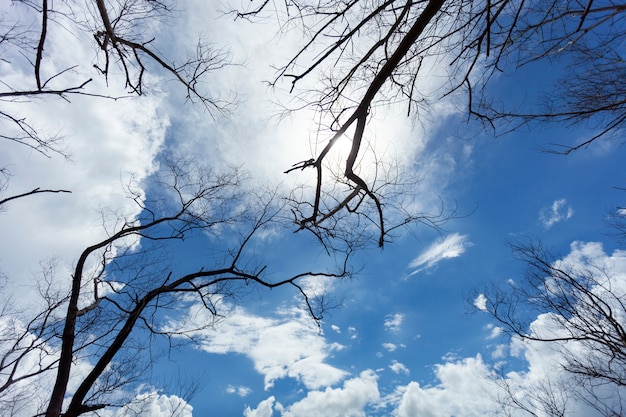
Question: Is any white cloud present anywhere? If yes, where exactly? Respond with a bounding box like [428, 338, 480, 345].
[0, 318, 59, 417]
[212, 239, 626, 417]
[299, 276, 337, 299]
[226, 385, 252, 397]
[485, 324, 502, 340]
[382, 343, 398, 352]
[154, 3, 472, 244]
[487, 241, 626, 416]
[539, 198, 574, 229]
[280, 370, 380, 417]
[408, 233, 472, 276]
[348, 327, 358, 339]
[490, 344, 507, 360]
[244, 397, 275, 417]
[0, 316, 168, 417]
[389, 360, 410, 375]
[384, 314, 405, 332]
[394, 355, 498, 417]
[473, 294, 488, 312]
[164, 305, 347, 390]
[386, 340, 619, 417]
[556, 241, 626, 279]
[114, 392, 193, 417]
[0, 2, 167, 311]
[261, 242, 626, 417]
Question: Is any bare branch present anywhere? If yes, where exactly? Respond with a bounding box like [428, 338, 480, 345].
[479, 239, 626, 415]
[0, 188, 71, 208]
[34, 0, 48, 90]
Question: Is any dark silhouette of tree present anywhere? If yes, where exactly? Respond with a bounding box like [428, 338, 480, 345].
[0, 0, 230, 206]
[0, 157, 351, 417]
[478, 240, 626, 416]
[3, 1, 622, 414]
[231, 0, 626, 245]
[0, 4, 452, 415]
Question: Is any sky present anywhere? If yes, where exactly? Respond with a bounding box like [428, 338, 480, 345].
[1, 2, 625, 417]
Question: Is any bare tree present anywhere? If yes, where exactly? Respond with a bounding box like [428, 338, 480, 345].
[0, 0, 230, 206]
[0, 157, 351, 417]
[608, 190, 626, 244]
[3, 1, 621, 232]
[231, 0, 625, 244]
[472, 0, 626, 154]
[2, 0, 229, 111]
[477, 240, 626, 416]
[494, 372, 569, 417]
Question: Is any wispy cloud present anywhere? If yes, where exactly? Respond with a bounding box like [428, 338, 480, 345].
[226, 385, 252, 397]
[408, 233, 472, 276]
[485, 324, 502, 340]
[539, 198, 574, 229]
[384, 313, 404, 332]
[382, 343, 398, 352]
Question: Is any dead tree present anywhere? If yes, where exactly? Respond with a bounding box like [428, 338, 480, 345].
[0, 0, 230, 206]
[0, 157, 351, 417]
[479, 240, 626, 416]
[232, 0, 625, 245]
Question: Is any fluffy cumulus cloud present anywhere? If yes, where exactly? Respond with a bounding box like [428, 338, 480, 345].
[244, 397, 276, 417]
[164, 305, 347, 391]
[257, 241, 626, 417]
[280, 370, 380, 417]
[556, 241, 626, 279]
[408, 233, 472, 276]
[113, 393, 193, 417]
[242, 372, 380, 417]
[473, 293, 488, 311]
[394, 355, 498, 417]
[481, 240, 626, 417]
[539, 198, 574, 229]
[153, 2, 472, 235]
[389, 360, 410, 375]
[348, 327, 358, 339]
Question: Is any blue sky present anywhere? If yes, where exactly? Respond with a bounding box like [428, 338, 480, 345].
[1, 2, 625, 417]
